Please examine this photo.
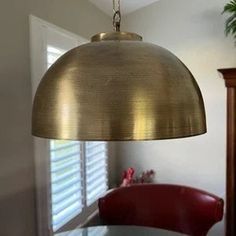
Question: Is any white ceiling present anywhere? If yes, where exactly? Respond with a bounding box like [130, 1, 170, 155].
[89, 0, 160, 16]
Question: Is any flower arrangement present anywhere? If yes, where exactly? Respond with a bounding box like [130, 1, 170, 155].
[120, 167, 155, 187]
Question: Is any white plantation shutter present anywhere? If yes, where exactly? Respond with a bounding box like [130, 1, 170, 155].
[85, 142, 108, 206]
[50, 141, 83, 231]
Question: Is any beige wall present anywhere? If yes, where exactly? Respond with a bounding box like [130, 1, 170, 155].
[0, 1, 110, 235]
[115, 0, 236, 235]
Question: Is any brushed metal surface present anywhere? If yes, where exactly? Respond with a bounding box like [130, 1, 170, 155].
[91, 32, 142, 42]
[32, 31, 206, 140]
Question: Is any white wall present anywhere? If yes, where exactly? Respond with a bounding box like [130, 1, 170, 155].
[115, 0, 236, 235]
[0, 1, 110, 235]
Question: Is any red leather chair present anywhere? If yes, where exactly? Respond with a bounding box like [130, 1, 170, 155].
[98, 184, 224, 236]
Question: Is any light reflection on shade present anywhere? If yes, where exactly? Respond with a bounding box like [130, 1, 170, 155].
[56, 79, 79, 138]
[132, 89, 155, 139]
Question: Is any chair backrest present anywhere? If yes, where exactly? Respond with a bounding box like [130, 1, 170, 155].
[98, 184, 224, 236]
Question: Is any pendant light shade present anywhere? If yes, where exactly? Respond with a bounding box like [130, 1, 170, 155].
[32, 32, 206, 141]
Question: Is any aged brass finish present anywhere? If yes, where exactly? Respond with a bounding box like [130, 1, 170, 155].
[32, 31, 206, 141]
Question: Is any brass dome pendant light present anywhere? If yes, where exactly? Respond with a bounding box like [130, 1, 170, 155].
[32, 0, 206, 141]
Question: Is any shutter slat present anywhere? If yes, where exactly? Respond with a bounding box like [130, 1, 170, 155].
[86, 169, 107, 184]
[86, 150, 106, 162]
[86, 176, 107, 192]
[86, 162, 107, 176]
[53, 202, 82, 227]
[50, 140, 79, 149]
[52, 176, 81, 194]
[52, 184, 82, 204]
[86, 141, 105, 147]
[51, 152, 80, 162]
[51, 159, 80, 173]
[86, 155, 106, 167]
[51, 143, 79, 152]
[86, 148, 106, 158]
[53, 194, 82, 215]
[85, 143, 102, 150]
[51, 167, 80, 184]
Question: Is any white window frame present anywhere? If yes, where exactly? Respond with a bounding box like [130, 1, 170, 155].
[29, 15, 108, 236]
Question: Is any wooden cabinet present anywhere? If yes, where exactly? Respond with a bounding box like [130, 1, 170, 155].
[218, 68, 236, 236]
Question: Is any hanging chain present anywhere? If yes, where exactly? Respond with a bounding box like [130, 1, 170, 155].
[113, 0, 121, 31]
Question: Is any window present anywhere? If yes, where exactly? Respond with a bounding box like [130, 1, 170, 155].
[30, 15, 108, 236]
[50, 140, 108, 232]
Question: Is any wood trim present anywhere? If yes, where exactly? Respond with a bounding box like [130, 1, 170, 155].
[219, 68, 236, 87]
[218, 68, 236, 236]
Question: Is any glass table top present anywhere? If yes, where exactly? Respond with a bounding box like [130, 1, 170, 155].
[56, 225, 186, 236]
